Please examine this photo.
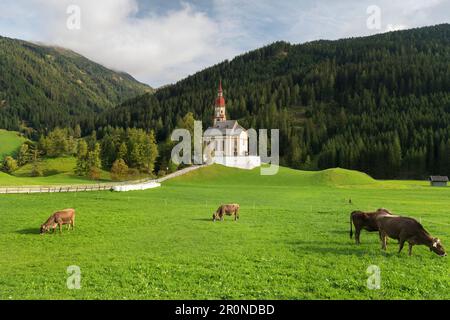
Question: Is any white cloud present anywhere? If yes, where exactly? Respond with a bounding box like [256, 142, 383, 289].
[0, 0, 239, 86]
[38, 0, 239, 86]
[386, 24, 408, 32]
[0, 0, 449, 87]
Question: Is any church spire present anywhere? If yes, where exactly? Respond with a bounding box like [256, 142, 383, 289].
[216, 80, 225, 106]
[214, 80, 226, 124]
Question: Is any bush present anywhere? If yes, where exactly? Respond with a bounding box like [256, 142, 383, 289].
[88, 166, 101, 180]
[127, 168, 141, 180]
[157, 170, 167, 178]
[2, 156, 18, 173]
[31, 162, 44, 177]
[110, 159, 129, 181]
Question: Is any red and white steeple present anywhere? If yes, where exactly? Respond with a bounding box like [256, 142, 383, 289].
[214, 80, 226, 125]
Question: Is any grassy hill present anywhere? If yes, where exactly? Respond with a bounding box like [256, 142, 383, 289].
[0, 35, 152, 132]
[0, 157, 111, 186]
[0, 129, 27, 160]
[0, 164, 448, 299]
[170, 165, 377, 187]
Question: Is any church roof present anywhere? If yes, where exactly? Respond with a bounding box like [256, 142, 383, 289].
[204, 120, 246, 137]
[215, 80, 225, 107]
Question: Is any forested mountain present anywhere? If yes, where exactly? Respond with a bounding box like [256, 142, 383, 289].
[98, 24, 450, 179]
[0, 36, 151, 134]
[1, 25, 450, 179]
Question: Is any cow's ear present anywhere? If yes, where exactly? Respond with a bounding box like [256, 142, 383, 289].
[433, 241, 438, 248]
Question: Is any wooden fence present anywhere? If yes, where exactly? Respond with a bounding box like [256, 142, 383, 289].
[0, 165, 207, 194]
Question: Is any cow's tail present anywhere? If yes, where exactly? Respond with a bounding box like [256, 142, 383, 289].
[349, 212, 353, 239]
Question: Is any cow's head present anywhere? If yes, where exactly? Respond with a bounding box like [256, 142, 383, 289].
[40, 224, 50, 234]
[212, 213, 217, 222]
[430, 238, 446, 256]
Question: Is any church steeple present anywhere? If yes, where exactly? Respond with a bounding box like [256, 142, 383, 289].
[214, 80, 226, 125]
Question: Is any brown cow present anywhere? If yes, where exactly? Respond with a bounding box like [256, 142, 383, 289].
[40, 208, 76, 234]
[213, 204, 240, 222]
[350, 208, 392, 244]
[376, 215, 446, 256]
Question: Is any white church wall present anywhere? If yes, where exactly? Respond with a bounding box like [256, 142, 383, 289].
[112, 181, 161, 192]
[213, 156, 261, 170]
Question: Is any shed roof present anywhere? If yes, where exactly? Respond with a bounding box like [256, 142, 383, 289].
[429, 176, 449, 182]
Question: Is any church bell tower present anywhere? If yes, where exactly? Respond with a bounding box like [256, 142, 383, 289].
[214, 80, 226, 125]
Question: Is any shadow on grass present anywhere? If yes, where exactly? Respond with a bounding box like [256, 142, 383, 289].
[287, 240, 380, 257]
[16, 228, 40, 235]
[329, 229, 350, 235]
[191, 218, 240, 223]
[191, 218, 215, 222]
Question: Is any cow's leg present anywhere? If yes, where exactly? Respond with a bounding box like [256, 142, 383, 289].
[59, 223, 62, 233]
[408, 243, 413, 256]
[398, 239, 405, 254]
[355, 228, 361, 244]
[381, 233, 387, 250]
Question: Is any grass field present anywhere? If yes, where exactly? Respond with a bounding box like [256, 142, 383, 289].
[0, 165, 448, 299]
[0, 157, 112, 186]
[0, 129, 27, 161]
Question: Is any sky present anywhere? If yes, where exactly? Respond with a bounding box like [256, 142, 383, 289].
[0, 0, 449, 87]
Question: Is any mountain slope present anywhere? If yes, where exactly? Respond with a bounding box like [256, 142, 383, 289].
[0, 36, 152, 133]
[99, 24, 450, 179]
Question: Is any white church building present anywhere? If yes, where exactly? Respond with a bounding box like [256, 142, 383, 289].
[203, 81, 261, 170]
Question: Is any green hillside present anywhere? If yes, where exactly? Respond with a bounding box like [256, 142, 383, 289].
[0, 164, 448, 299]
[0, 157, 111, 186]
[170, 165, 376, 187]
[0, 129, 27, 160]
[0, 35, 152, 132]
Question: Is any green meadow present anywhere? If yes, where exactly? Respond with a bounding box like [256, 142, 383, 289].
[0, 129, 27, 161]
[0, 165, 449, 299]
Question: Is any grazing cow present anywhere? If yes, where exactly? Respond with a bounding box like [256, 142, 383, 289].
[376, 216, 446, 256]
[213, 204, 240, 222]
[350, 208, 392, 244]
[40, 208, 76, 234]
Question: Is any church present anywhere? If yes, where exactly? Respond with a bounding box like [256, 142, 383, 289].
[203, 81, 261, 170]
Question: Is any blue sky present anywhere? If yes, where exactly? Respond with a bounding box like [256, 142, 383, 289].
[1, 0, 449, 87]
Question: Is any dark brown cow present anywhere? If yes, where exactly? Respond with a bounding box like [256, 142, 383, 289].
[376, 215, 446, 256]
[40, 208, 76, 234]
[350, 208, 392, 244]
[213, 204, 240, 222]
